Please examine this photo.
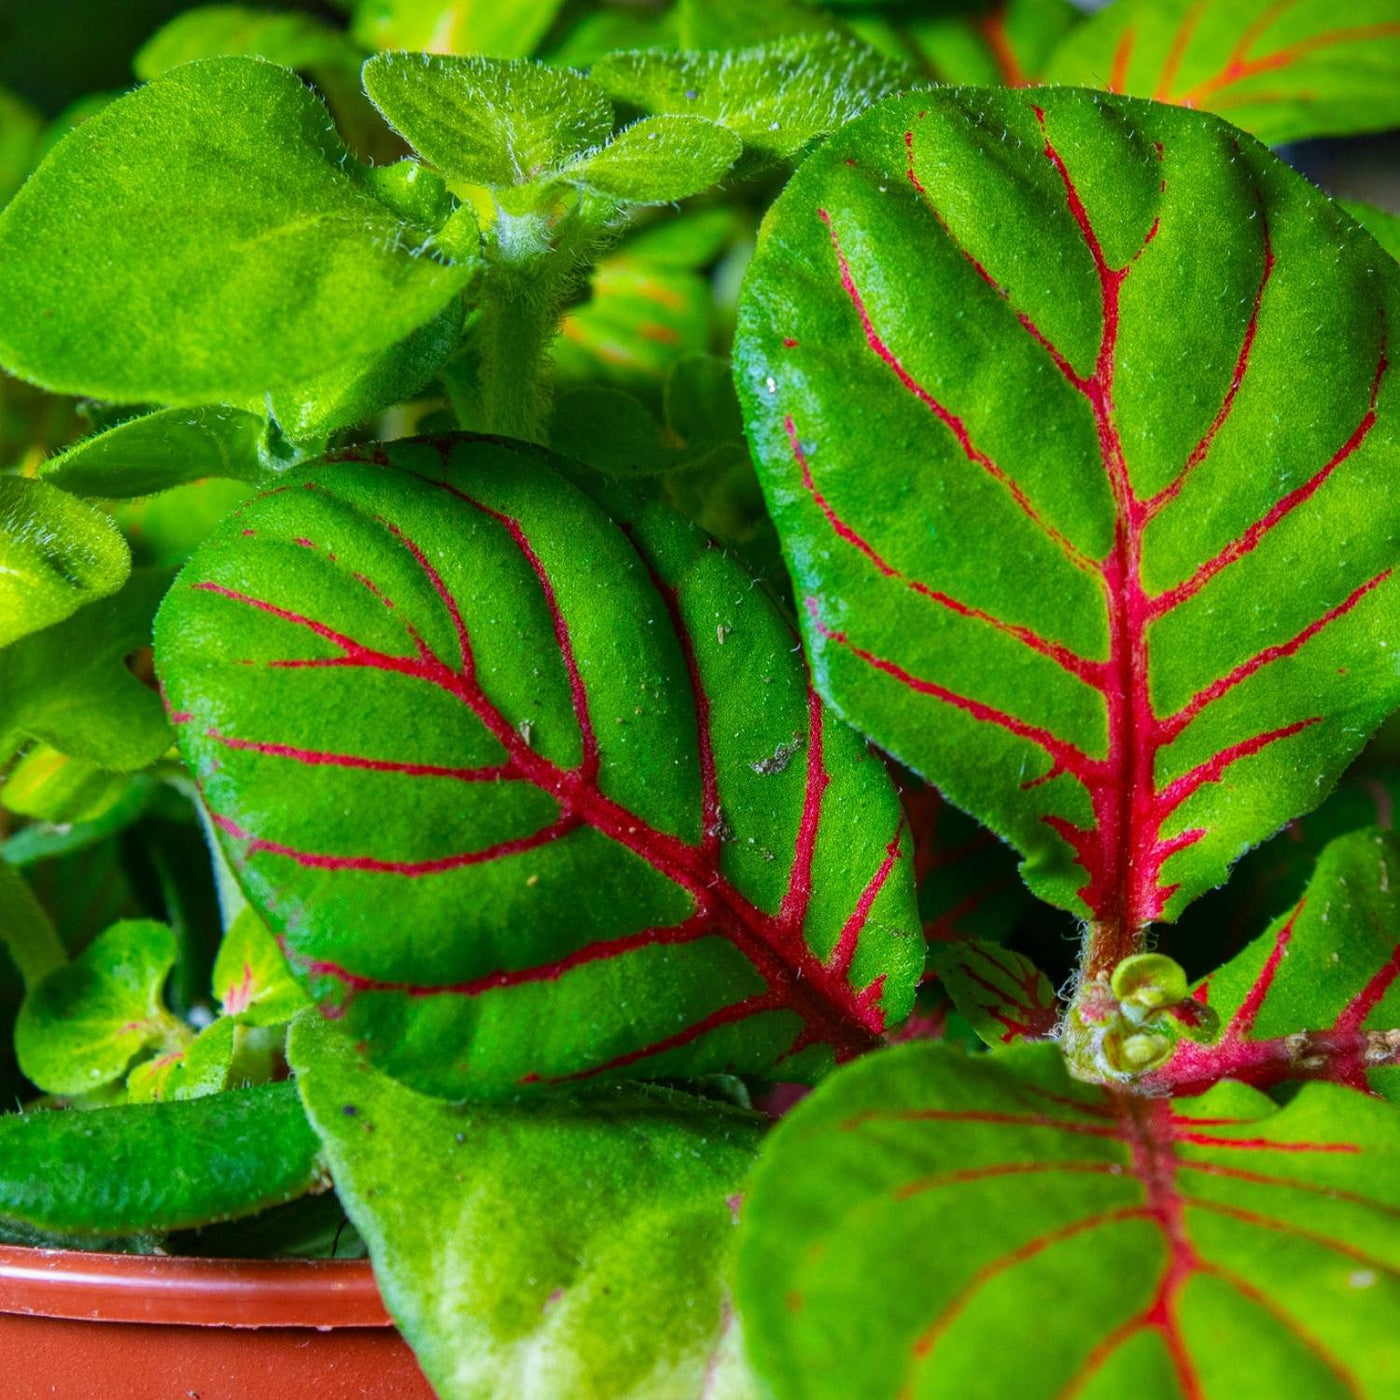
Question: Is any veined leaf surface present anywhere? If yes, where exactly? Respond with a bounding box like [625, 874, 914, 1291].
[739, 1041, 1400, 1399]
[736, 88, 1400, 972]
[1044, 0, 1400, 144]
[155, 436, 921, 1097]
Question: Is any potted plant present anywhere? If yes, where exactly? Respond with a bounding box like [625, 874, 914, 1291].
[2, 1, 1400, 1396]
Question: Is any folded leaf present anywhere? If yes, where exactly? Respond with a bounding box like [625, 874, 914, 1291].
[0, 476, 129, 648]
[353, 0, 568, 59]
[291, 1013, 761, 1400]
[926, 938, 1058, 1048]
[362, 52, 614, 187]
[0, 57, 471, 404]
[1044, 0, 1400, 144]
[592, 36, 913, 176]
[156, 436, 922, 1097]
[740, 1041, 1400, 1399]
[567, 115, 742, 205]
[0, 1082, 322, 1235]
[0, 569, 173, 771]
[0, 746, 128, 824]
[736, 87, 1400, 975]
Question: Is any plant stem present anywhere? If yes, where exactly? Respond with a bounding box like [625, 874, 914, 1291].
[475, 271, 559, 443]
[0, 858, 64, 988]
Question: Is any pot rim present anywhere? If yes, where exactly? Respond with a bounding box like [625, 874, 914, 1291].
[0, 1244, 393, 1329]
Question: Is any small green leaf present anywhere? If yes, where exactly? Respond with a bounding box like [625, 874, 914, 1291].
[0, 1082, 322, 1236]
[568, 116, 741, 205]
[591, 35, 914, 176]
[1044, 0, 1400, 143]
[736, 87, 1400, 967]
[0, 86, 43, 207]
[0, 569, 173, 771]
[0, 57, 472, 405]
[362, 52, 614, 187]
[136, 6, 364, 84]
[1112, 952, 1190, 1011]
[156, 436, 922, 1097]
[213, 907, 310, 1026]
[0, 476, 129, 648]
[15, 919, 180, 1095]
[0, 858, 64, 990]
[0, 746, 128, 824]
[41, 407, 269, 499]
[740, 1041, 1400, 1399]
[128, 1015, 237, 1103]
[926, 938, 1058, 1048]
[352, 0, 568, 60]
[291, 1013, 762, 1400]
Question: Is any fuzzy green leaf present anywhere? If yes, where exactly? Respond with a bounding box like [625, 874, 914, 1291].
[155, 436, 921, 1098]
[291, 1013, 761, 1399]
[740, 1040, 1400, 1400]
[592, 36, 913, 176]
[352, 0, 568, 59]
[736, 87, 1400, 966]
[41, 407, 270, 499]
[15, 919, 179, 1095]
[1147, 828, 1400, 1100]
[0, 1082, 321, 1236]
[127, 1015, 237, 1103]
[926, 938, 1058, 1048]
[568, 116, 741, 205]
[0, 569, 173, 771]
[213, 907, 310, 1026]
[362, 52, 614, 187]
[1044, 0, 1400, 144]
[0, 57, 471, 405]
[0, 476, 129, 648]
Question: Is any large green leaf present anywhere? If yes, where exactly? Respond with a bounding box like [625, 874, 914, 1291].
[291, 1013, 760, 1399]
[736, 87, 1400, 980]
[1044, 0, 1400, 144]
[155, 436, 922, 1098]
[0, 476, 129, 648]
[0, 1083, 322, 1236]
[739, 1040, 1400, 1399]
[0, 569, 173, 771]
[0, 57, 471, 405]
[1147, 828, 1400, 1100]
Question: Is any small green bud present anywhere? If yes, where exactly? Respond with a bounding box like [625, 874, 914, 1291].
[1111, 953, 1189, 1012]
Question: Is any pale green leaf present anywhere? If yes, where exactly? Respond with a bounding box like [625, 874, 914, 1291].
[568, 116, 741, 205]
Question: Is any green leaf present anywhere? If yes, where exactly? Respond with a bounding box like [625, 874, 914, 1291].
[0, 858, 64, 990]
[739, 1040, 1400, 1400]
[113, 479, 256, 570]
[155, 436, 922, 1098]
[735, 87, 1400, 975]
[352, 0, 568, 59]
[878, 0, 1080, 86]
[1, 774, 157, 867]
[15, 919, 180, 1095]
[1340, 200, 1400, 262]
[362, 52, 614, 188]
[0, 1082, 322, 1236]
[591, 35, 914, 176]
[0, 57, 472, 405]
[136, 6, 363, 83]
[675, 0, 830, 49]
[926, 938, 1058, 1048]
[40, 407, 269, 499]
[567, 116, 741, 205]
[1146, 828, 1400, 1100]
[0, 86, 43, 207]
[1043, 0, 1400, 144]
[0, 476, 129, 648]
[213, 907, 310, 1026]
[291, 1013, 761, 1400]
[0, 745, 128, 824]
[127, 1014, 237, 1103]
[0, 569, 173, 771]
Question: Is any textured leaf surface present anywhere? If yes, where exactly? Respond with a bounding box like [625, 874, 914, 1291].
[212, 907, 310, 1027]
[0, 476, 128, 648]
[353, 0, 567, 59]
[737, 87, 1400, 971]
[927, 938, 1058, 1048]
[0, 1083, 321, 1236]
[15, 920, 180, 1095]
[568, 115, 742, 205]
[0, 58, 470, 404]
[363, 52, 613, 187]
[127, 1014, 236, 1104]
[156, 436, 921, 1097]
[740, 1040, 1400, 1400]
[1044, 0, 1400, 143]
[1151, 829, 1400, 1099]
[591, 36, 914, 176]
[0, 570, 173, 771]
[292, 1014, 760, 1400]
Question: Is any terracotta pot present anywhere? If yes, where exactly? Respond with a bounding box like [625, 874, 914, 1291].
[0, 1244, 435, 1400]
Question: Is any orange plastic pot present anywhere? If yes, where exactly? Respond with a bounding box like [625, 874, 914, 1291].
[0, 1244, 435, 1399]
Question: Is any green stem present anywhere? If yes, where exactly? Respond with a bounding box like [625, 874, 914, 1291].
[476, 272, 559, 444]
[0, 858, 64, 988]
